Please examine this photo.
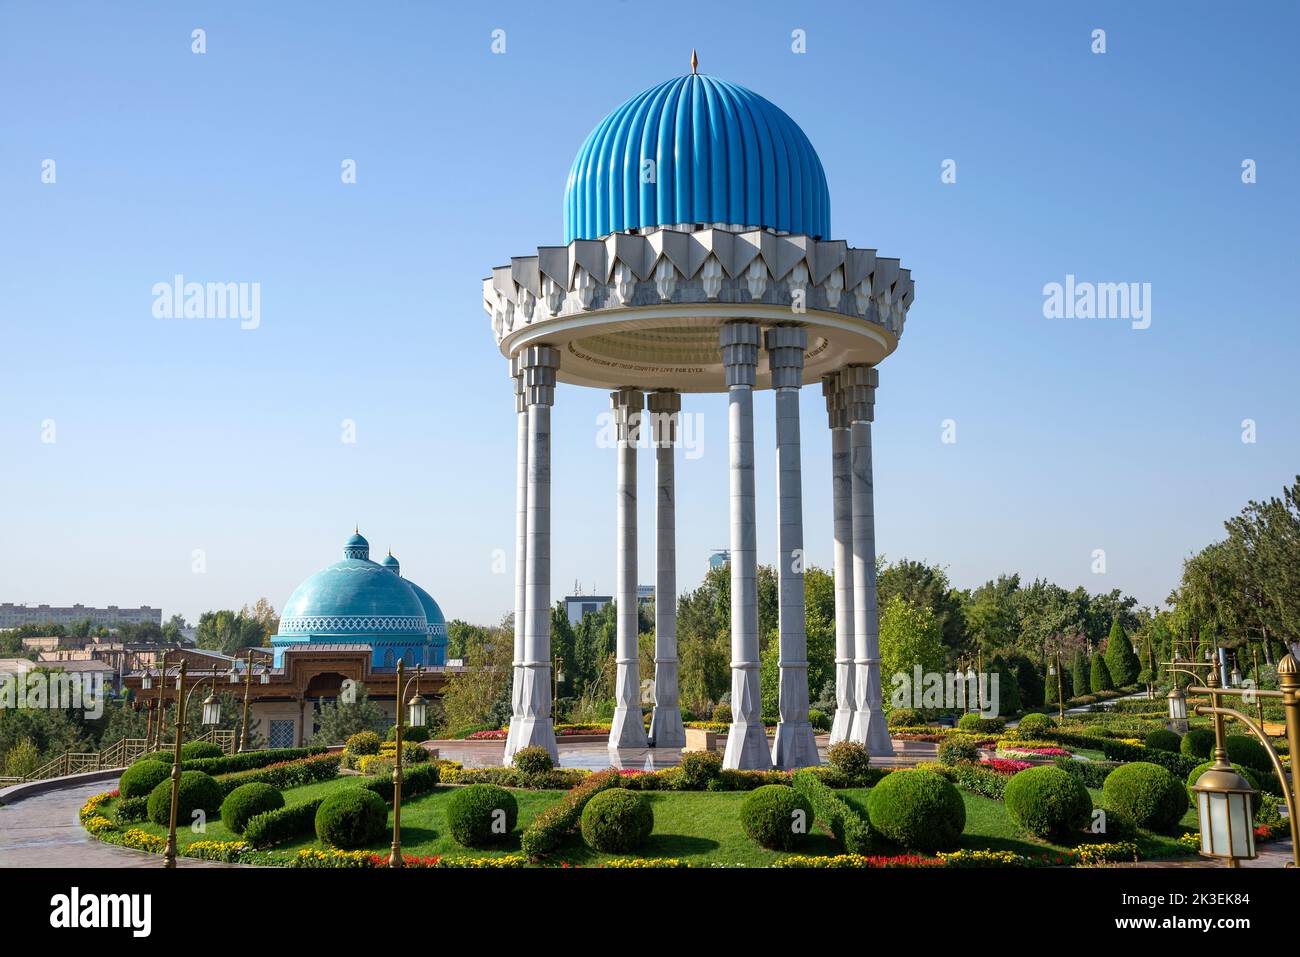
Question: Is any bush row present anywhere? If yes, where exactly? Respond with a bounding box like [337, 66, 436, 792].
[175, 746, 326, 777]
[213, 753, 342, 796]
[244, 798, 324, 848]
[792, 769, 874, 853]
[519, 770, 624, 859]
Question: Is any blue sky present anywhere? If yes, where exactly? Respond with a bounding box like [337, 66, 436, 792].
[1, 1, 1296, 626]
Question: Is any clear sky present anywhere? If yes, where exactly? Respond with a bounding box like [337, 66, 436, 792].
[1, 1, 1296, 627]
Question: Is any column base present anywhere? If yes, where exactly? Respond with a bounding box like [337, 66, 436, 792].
[848, 708, 894, 756]
[608, 706, 649, 749]
[508, 716, 558, 763]
[772, 720, 821, 769]
[648, 707, 686, 749]
[829, 706, 854, 744]
[723, 719, 774, 770]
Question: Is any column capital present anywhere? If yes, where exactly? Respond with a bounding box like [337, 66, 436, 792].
[720, 321, 761, 387]
[821, 374, 849, 429]
[518, 344, 560, 407]
[647, 390, 681, 447]
[510, 355, 527, 414]
[764, 326, 808, 391]
[609, 386, 645, 444]
[837, 363, 878, 424]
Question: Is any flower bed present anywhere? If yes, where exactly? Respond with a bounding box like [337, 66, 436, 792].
[980, 758, 1032, 775]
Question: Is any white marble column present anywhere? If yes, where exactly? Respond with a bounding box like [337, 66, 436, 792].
[767, 328, 820, 769]
[721, 322, 773, 770]
[509, 344, 560, 764]
[609, 387, 649, 749]
[505, 358, 527, 759]
[823, 375, 855, 744]
[842, 364, 893, 755]
[647, 390, 686, 749]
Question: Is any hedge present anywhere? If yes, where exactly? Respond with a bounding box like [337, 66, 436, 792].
[183, 746, 327, 777]
[792, 769, 874, 853]
[214, 753, 342, 797]
[520, 770, 623, 859]
[244, 799, 324, 848]
[357, 762, 440, 804]
[1044, 730, 1199, 778]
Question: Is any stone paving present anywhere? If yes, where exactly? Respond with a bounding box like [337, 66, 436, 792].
[0, 780, 233, 868]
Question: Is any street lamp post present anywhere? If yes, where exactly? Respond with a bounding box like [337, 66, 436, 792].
[387, 660, 426, 868]
[162, 660, 188, 869]
[235, 649, 269, 751]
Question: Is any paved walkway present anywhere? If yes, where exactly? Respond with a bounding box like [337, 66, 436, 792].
[0, 780, 230, 868]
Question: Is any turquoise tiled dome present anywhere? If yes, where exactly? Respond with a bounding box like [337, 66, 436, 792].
[563, 72, 831, 243]
[272, 533, 445, 668]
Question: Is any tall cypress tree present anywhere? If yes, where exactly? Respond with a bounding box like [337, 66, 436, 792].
[1090, 651, 1114, 693]
[1071, 649, 1090, 701]
[1104, 618, 1140, 687]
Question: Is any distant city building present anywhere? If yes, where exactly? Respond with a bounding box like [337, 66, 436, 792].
[0, 603, 162, 630]
[563, 587, 653, 625]
[708, 549, 730, 572]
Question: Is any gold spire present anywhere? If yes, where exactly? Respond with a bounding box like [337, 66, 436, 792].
[691, 48, 698, 75]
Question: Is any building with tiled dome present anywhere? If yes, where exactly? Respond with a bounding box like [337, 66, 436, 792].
[271, 531, 448, 669]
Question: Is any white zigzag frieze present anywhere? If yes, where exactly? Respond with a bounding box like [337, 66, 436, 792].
[279, 615, 427, 633]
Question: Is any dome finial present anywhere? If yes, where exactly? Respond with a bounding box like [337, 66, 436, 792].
[691, 48, 698, 75]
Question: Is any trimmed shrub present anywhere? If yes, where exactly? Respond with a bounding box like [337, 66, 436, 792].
[808, 709, 831, 732]
[315, 788, 388, 849]
[447, 784, 518, 847]
[678, 750, 723, 789]
[387, 724, 430, 743]
[1102, 762, 1189, 833]
[214, 752, 342, 797]
[739, 785, 814, 851]
[888, 708, 922, 729]
[957, 713, 1005, 733]
[712, 703, 733, 723]
[358, 762, 441, 804]
[119, 759, 171, 799]
[520, 771, 623, 858]
[580, 788, 654, 852]
[345, 731, 382, 755]
[180, 741, 224, 761]
[219, 782, 284, 835]
[146, 770, 222, 825]
[1180, 727, 1215, 761]
[115, 796, 149, 825]
[1144, 729, 1182, 753]
[1003, 765, 1092, 841]
[1094, 806, 1138, 842]
[937, 736, 979, 767]
[244, 799, 323, 848]
[1225, 735, 1271, 775]
[513, 745, 555, 776]
[1015, 713, 1056, 737]
[827, 741, 871, 785]
[792, 769, 874, 853]
[867, 769, 965, 852]
[183, 746, 325, 777]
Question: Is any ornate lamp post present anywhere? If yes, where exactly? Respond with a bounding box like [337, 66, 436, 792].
[1048, 649, 1065, 721]
[1187, 656, 1300, 868]
[146, 650, 168, 750]
[161, 660, 188, 869]
[387, 660, 425, 868]
[232, 649, 270, 751]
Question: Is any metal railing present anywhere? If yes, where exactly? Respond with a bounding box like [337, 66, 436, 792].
[4, 729, 234, 784]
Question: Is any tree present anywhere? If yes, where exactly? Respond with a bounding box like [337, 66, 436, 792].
[309, 683, 387, 745]
[1012, 654, 1044, 709]
[195, 610, 266, 655]
[878, 558, 967, 652]
[964, 574, 1021, 656]
[240, 598, 279, 642]
[1045, 659, 1072, 706]
[878, 595, 946, 715]
[439, 624, 512, 736]
[3, 737, 38, 778]
[1103, 618, 1140, 687]
[1071, 648, 1090, 700]
[1089, 652, 1113, 693]
[161, 614, 188, 644]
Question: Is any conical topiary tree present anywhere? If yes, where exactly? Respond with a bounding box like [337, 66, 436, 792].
[1071, 649, 1090, 701]
[1089, 651, 1114, 693]
[1104, 619, 1140, 687]
[1045, 658, 1072, 706]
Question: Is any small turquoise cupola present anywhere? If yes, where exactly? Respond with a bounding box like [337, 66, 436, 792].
[343, 528, 370, 561]
[563, 54, 831, 243]
[379, 550, 400, 575]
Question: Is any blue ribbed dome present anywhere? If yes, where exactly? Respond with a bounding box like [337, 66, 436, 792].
[564, 73, 831, 243]
[277, 559, 427, 638]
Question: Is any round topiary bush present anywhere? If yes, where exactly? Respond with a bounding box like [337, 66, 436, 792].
[739, 784, 814, 851]
[957, 713, 1006, 733]
[867, 769, 965, 852]
[887, 707, 922, 728]
[345, 731, 382, 755]
[937, 736, 979, 767]
[1144, 729, 1182, 753]
[146, 770, 222, 825]
[219, 782, 285, 835]
[1003, 765, 1092, 841]
[388, 724, 431, 743]
[1180, 727, 1215, 760]
[827, 741, 871, 784]
[580, 788, 654, 852]
[119, 759, 171, 799]
[513, 745, 555, 776]
[1225, 735, 1271, 775]
[180, 741, 223, 760]
[1186, 761, 1263, 811]
[1015, 713, 1056, 737]
[315, 788, 388, 849]
[447, 783, 519, 847]
[712, 703, 733, 723]
[1102, 762, 1189, 833]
